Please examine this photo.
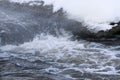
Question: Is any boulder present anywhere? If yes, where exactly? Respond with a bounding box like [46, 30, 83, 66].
[86, 22, 120, 45]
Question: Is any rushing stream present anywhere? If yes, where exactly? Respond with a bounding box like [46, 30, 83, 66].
[0, 0, 120, 80]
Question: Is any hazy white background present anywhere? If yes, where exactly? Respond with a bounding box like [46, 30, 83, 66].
[10, 0, 120, 31]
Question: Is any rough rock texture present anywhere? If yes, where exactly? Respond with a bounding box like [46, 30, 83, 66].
[87, 22, 120, 45]
[97, 22, 120, 38]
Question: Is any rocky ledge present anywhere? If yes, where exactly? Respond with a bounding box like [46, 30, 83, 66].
[86, 22, 120, 45]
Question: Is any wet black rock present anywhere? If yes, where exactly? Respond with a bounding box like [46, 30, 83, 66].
[86, 22, 120, 45]
[97, 22, 120, 38]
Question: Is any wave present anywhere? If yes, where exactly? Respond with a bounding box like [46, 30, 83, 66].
[0, 1, 120, 79]
[0, 0, 94, 45]
[0, 0, 120, 46]
[10, 0, 120, 31]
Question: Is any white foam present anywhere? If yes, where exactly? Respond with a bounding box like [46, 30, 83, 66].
[10, 0, 120, 31]
[10, 0, 36, 3]
[1, 0, 120, 75]
[0, 34, 120, 75]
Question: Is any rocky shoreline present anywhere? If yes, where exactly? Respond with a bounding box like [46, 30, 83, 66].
[86, 22, 120, 45]
[0, 0, 120, 46]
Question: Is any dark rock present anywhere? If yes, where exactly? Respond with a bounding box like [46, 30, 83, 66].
[98, 22, 120, 38]
[86, 22, 120, 45]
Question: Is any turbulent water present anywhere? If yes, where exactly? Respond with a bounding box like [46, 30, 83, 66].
[1, 35, 120, 80]
[0, 0, 120, 80]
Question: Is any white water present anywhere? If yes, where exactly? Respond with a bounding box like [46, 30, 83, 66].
[0, 0, 120, 79]
[10, 0, 120, 31]
[0, 34, 120, 76]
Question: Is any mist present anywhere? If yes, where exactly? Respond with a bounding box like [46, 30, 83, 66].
[10, 0, 120, 31]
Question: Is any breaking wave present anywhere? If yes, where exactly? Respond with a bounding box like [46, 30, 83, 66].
[1, 34, 120, 80]
[0, 0, 120, 80]
[10, 0, 120, 31]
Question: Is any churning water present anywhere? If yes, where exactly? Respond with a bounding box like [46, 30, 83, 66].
[0, 0, 120, 80]
[0, 34, 120, 80]
[11, 0, 120, 31]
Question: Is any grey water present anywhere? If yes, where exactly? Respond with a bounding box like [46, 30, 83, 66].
[0, 0, 120, 80]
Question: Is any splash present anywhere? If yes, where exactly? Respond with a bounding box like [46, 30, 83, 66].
[0, 34, 120, 79]
[0, 1, 120, 79]
[10, 0, 120, 31]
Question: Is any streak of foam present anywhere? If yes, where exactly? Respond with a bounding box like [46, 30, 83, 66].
[1, 0, 120, 76]
[0, 34, 120, 75]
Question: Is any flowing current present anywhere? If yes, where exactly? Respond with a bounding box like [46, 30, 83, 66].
[0, 0, 120, 80]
